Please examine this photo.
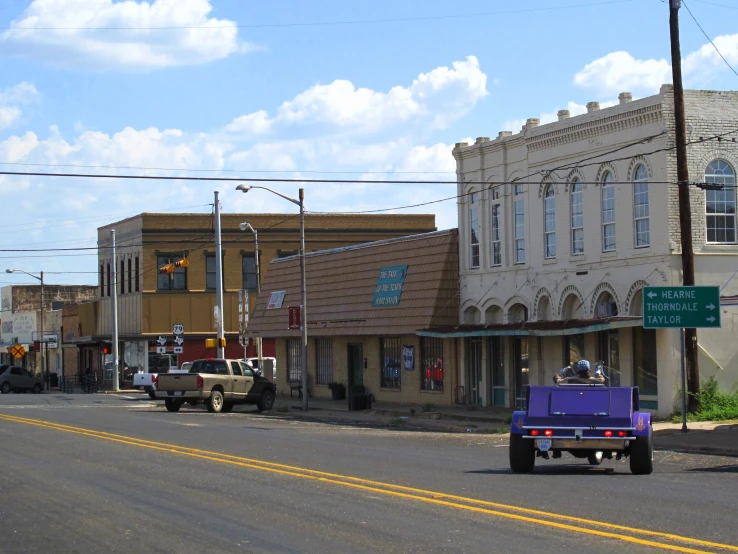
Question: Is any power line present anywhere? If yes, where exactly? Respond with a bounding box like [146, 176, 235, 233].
[1, 1, 633, 31]
[691, 0, 738, 10]
[682, 0, 738, 79]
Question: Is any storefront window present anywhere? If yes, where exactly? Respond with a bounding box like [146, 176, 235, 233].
[420, 337, 443, 391]
[633, 327, 658, 399]
[122, 341, 146, 380]
[381, 337, 401, 389]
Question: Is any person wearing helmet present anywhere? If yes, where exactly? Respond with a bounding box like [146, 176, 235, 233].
[553, 360, 606, 384]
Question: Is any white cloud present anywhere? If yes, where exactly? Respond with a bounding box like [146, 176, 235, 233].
[274, 55, 487, 132]
[0, 82, 39, 130]
[224, 110, 273, 135]
[684, 33, 738, 85]
[0, 132, 39, 162]
[0, 0, 252, 70]
[573, 51, 671, 97]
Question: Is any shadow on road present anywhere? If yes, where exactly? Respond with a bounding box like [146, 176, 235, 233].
[686, 465, 738, 473]
[465, 465, 619, 476]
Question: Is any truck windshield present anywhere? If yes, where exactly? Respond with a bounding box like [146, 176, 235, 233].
[189, 360, 229, 375]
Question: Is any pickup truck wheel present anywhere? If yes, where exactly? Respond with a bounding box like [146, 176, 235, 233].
[1, 382, 11, 394]
[164, 399, 182, 412]
[207, 390, 225, 413]
[221, 402, 234, 413]
[257, 390, 275, 412]
[587, 451, 604, 465]
[629, 425, 654, 475]
[509, 433, 535, 473]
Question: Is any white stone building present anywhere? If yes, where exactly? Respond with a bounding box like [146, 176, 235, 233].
[425, 85, 738, 416]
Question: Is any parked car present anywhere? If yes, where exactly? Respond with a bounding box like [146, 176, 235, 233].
[0, 366, 44, 394]
[155, 358, 275, 413]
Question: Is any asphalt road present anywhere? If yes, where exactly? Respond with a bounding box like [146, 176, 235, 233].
[0, 393, 737, 554]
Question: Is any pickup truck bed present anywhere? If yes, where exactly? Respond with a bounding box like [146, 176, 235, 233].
[509, 384, 653, 475]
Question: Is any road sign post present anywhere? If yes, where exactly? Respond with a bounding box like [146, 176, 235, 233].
[172, 324, 184, 354]
[643, 286, 720, 329]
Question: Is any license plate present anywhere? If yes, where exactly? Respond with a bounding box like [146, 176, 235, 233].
[536, 438, 552, 451]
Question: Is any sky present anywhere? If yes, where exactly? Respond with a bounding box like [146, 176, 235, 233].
[0, 0, 737, 285]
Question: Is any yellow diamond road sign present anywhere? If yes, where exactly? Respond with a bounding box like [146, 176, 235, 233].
[10, 344, 25, 358]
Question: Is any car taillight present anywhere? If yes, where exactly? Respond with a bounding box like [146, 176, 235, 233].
[618, 431, 627, 437]
[151, 375, 157, 385]
[544, 429, 553, 437]
[196, 375, 203, 389]
[604, 430, 613, 437]
[530, 429, 539, 436]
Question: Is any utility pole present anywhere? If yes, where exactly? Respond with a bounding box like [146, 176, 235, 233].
[111, 230, 119, 392]
[40, 271, 45, 387]
[214, 191, 225, 359]
[669, 0, 700, 412]
[299, 188, 308, 411]
[252, 228, 263, 372]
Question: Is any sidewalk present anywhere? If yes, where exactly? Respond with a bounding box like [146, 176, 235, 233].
[271, 394, 738, 457]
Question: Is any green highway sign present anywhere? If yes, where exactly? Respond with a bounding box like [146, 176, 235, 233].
[643, 286, 721, 329]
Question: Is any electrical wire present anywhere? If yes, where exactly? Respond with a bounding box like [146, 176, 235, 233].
[1, 1, 633, 31]
[683, 0, 738, 79]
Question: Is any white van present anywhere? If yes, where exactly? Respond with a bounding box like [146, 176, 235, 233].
[245, 357, 277, 382]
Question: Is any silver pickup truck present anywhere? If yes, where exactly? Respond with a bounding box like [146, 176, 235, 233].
[154, 358, 276, 414]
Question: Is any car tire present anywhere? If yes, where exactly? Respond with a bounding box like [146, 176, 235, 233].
[221, 402, 234, 413]
[587, 451, 604, 465]
[32, 384, 42, 394]
[148, 391, 157, 400]
[164, 399, 182, 412]
[207, 390, 225, 413]
[257, 390, 275, 412]
[629, 425, 654, 475]
[509, 433, 536, 473]
[1, 382, 11, 394]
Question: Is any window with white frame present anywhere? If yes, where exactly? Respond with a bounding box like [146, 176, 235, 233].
[514, 184, 525, 263]
[469, 191, 480, 268]
[705, 159, 737, 244]
[543, 185, 556, 258]
[571, 179, 584, 255]
[633, 164, 650, 247]
[490, 186, 502, 266]
[601, 171, 616, 252]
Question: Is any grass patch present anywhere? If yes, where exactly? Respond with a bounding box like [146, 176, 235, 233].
[504, 413, 513, 425]
[389, 415, 408, 426]
[421, 403, 437, 413]
[675, 377, 738, 422]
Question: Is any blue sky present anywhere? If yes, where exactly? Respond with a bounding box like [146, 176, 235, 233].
[0, 0, 737, 284]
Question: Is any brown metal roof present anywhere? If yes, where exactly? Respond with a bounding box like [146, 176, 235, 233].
[248, 230, 459, 338]
[417, 317, 643, 337]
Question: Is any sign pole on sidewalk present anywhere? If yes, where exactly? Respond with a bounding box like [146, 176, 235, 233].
[680, 328, 688, 433]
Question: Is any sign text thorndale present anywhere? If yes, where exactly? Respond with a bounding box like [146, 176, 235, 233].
[642, 286, 720, 329]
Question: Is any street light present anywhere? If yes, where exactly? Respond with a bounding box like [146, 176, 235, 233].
[236, 184, 308, 410]
[5, 269, 45, 386]
[239, 222, 263, 372]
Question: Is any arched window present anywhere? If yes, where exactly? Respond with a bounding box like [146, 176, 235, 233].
[513, 184, 525, 263]
[485, 305, 503, 323]
[464, 306, 482, 324]
[601, 171, 616, 252]
[489, 185, 502, 266]
[705, 160, 737, 244]
[595, 292, 618, 318]
[543, 185, 556, 258]
[633, 165, 650, 247]
[469, 191, 480, 268]
[537, 296, 552, 321]
[570, 179, 584, 255]
[508, 304, 528, 323]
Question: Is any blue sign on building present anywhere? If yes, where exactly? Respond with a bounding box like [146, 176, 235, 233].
[371, 265, 408, 308]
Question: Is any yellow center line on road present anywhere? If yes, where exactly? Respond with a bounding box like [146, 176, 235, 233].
[1, 413, 734, 554]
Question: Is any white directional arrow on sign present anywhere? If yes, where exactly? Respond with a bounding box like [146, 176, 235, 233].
[156, 336, 167, 346]
[706, 303, 716, 310]
[647, 291, 658, 299]
[707, 316, 716, 323]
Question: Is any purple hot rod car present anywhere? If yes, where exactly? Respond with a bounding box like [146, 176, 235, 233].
[509, 383, 653, 474]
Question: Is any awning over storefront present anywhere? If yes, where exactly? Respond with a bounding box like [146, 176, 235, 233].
[418, 317, 643, 338]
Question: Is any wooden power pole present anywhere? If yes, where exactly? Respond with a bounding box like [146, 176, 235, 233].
[669, 0, 700, 412]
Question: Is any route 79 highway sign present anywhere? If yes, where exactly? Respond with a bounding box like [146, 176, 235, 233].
[643, 286, 720, 329]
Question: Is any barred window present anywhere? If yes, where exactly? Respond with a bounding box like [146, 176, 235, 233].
[381, 337, 402, 389]
[420, 337, 444, 391]
[286, 339, 302, 381]
[315, 338, 333, 384]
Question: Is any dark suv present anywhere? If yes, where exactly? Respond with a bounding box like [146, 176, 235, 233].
[0, 365, 45, 394]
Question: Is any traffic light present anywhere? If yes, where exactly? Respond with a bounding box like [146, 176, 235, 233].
[159, 260, 175, 274]
[159, 256, 188, 274]
[174, 257, 189, 268]
[102, 343, 113, 355]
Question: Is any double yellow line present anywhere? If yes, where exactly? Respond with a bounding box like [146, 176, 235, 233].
[1, 412, 735, 554]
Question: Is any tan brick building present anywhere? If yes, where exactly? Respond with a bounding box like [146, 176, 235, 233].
[248, 230, 460, 406]
[74, 212, 437, 386]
